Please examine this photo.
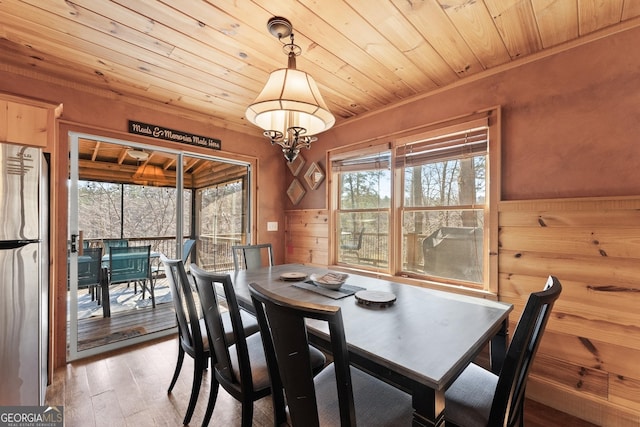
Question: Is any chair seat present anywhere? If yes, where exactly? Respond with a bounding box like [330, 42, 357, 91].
[227, 332, 272, 391]
[445, 362, 497, 427]
[224, 309, 260, 345]
[313, 363, 413, 427]
[228, 332, 326, 393]
[191, 310, 258, 350]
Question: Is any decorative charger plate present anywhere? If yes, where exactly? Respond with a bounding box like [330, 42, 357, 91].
[280, 272, 308, 281]
[355, 290, 397, 308]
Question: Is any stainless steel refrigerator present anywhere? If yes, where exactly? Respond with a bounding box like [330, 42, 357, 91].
[0, 143, 49, 405]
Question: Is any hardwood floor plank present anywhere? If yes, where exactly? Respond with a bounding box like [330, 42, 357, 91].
[47, 335, 599, 426]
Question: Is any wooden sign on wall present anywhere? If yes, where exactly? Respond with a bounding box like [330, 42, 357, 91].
[128, 120, 221, 150]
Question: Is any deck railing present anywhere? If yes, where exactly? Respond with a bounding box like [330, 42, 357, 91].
[82, 235, 242, 272]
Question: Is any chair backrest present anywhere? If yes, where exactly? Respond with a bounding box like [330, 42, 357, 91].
[103, 238, 129, 249]
[231, 243, 274, 270]
[109, 245, 151, 284]
[490, 275, 562, 426]
[161, 255, 205, 355]
[249, 283, 356, 427]
[77, 247, 103, 288]
[182, 239, 196, 264]
[189, 264, 254, 393]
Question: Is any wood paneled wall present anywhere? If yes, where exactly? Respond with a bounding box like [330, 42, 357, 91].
[285, 196, 640, 426]
[500, 197, 640, 426]
[284, 210, 329, 266]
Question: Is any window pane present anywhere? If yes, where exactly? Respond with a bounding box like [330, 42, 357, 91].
[402, 210, 483, 283]
[337, 211, 389, 268]
[339, 169, 391, 209]
[122, 185, 181, 239]
[198, 179, 247, 271]
[78, 181, 122, 239]
[404, 156, 485, 207]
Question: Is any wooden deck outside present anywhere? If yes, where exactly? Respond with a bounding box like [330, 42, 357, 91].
[70, 277, 180, 353]
[74, 303, 176, 352]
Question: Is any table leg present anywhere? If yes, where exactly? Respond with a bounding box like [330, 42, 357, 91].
[411, 387, 446, 427]
[490, 318, 509, 374]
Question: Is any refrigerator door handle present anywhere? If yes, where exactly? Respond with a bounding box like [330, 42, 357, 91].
[0, 239, 40, 250]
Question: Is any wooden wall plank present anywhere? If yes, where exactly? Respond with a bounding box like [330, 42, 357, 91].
[499, 249, 640, 287]
[4, 100, 49, 147]
[286, 223, 329, 236]
[500, 274, 640, 339]
[285, 210, 329, 266]
[530, 353, 608, 398]
[498, 197, 640, 421]
[500, 208, 640, 227]
[538, 330, 640, 380]
[528, 376, 640, 426]
[610, 373, 640, 409]
[499, 226, 640, 258]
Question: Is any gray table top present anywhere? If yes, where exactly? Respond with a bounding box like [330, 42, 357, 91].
[228, 263, 513, 391]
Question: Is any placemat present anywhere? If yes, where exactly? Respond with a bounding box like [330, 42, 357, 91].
[293, 281, 366, 300]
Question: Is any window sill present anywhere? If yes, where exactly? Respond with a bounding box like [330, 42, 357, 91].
[329, 264, 498, 301]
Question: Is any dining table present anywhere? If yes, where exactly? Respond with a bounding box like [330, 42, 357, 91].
[226, 263, 513, 427]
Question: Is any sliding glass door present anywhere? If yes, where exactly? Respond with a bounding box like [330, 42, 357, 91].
[67, 132, 250, 360]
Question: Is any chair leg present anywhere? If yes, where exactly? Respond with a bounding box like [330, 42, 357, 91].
[141, 279, 156, 308]
[272, 383, 287, 427]
[149, 279, 156, 308]
[168, 345, 185, 393]
[200, 374, 220, 427]
[183, 356, 205, 425]
[241, 401, 254, 427]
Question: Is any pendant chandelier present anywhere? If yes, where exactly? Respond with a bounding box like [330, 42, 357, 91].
[245, 17, 335, 163]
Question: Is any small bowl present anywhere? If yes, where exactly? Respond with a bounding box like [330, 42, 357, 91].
[310, 273, 347, 290]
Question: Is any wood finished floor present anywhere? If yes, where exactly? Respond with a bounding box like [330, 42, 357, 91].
[47, 335, 599, 427]
[72, 277, 183, 352]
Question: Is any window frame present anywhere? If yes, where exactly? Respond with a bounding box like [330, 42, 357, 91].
[328, 108, 500, 295]
[331, 147, 392, 273]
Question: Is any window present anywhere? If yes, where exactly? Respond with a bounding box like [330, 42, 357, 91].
[197, 177, 248, 271]
[329, 110, 497, 292]
[332, 151, 391, 269]
[78, 181, 191, 240]
[397, 126, 487, 288]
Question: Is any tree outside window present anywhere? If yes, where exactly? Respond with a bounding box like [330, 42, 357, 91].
[330, 114, 493, 291]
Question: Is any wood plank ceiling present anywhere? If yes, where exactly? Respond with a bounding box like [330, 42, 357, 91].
[1, 0, 640, 137]
[77, 137, 248, 188]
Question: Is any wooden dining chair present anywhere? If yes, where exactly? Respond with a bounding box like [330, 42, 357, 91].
[162, 255, 208, 425]
[231, 243, 274, 270]
[444, 275, 562, 427]
[161, 256, 261, 425]
[151, 238, 196, 282]
[190, 264, 326, 427]
[249, 283, 413, 427]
